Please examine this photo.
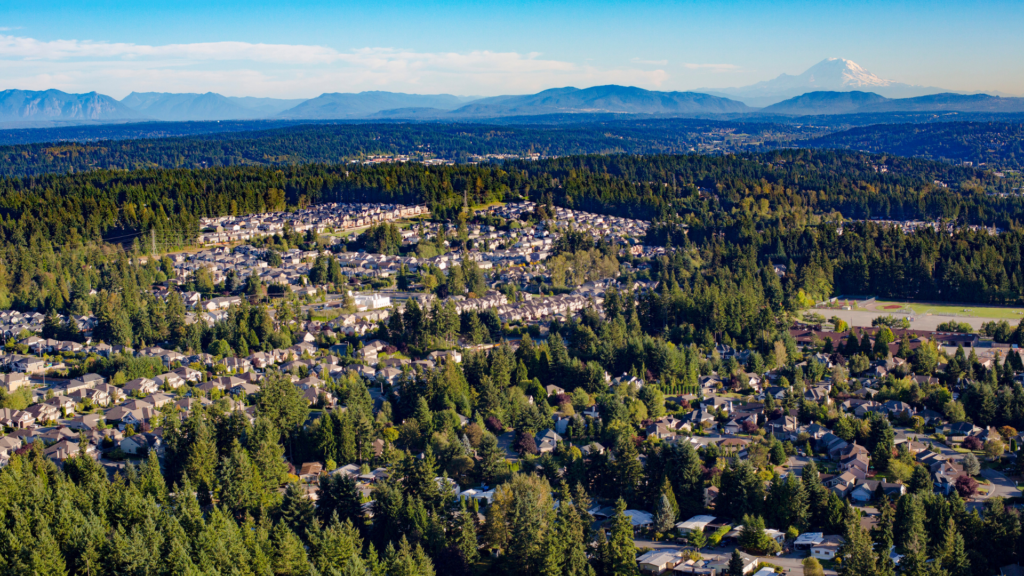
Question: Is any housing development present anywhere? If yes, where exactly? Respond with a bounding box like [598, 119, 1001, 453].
[3, 185, 1023, 576]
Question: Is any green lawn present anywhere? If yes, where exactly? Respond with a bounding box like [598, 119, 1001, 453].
[863, 300, 1024, 320]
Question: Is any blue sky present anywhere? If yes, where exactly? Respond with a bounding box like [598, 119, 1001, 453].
[2, 0, 1022, 98]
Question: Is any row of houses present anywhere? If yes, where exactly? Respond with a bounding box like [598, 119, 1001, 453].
[197, 203, 428, 245]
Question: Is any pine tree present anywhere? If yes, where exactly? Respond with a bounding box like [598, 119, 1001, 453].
[279, 482, 316, 538]
[826, 491, 846, 534]
[478, 433, 508, 485]
[452, 510, 479, 565]
[871, 496, 895, 552]
[894, 494, 927, 550]
[183, 411, 219, 506]
[945, 531, 970, 576]
[307, 515, 364, 575]
[786, 473, 809, 529]
[337, 411, 357, 464]
[29, 518, 67, 576]
[316, 473, 364, 528]
[613, 433, 643, 504]
[654, 493, 676, 534]
[250, 417, 289, 492]
[607, 499, 639, 576]
[870, 417, 895, 472]
[909, 465, 932, 494]
[838, 524, 877, 576]
[770, 441, 787, 466]
[218, 439, 265, 519]
[687, 526, 707, 551]
[271, 523, 310, 576]
[728, 550, 745, 576]
[899, 533, 946, 576]
[667, 443, 705, 519]
[317, 412, 338, 463]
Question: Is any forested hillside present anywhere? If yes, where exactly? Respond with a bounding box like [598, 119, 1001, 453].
[3, 150, 1024, 315]
[800, 122, 1024, 170]
[0, 120, 817, 179]
[0, 149, 1007, 253]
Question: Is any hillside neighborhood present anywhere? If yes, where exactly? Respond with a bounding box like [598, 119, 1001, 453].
[0, 199, 1021, 575]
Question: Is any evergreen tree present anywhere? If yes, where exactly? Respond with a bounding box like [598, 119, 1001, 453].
[909, 465, 932, 494]
[218, 439, 265, 519]
[839, 524, 878, 576]
[478, 433, 508, 485]
[871, 496, 895, 552]
[728, 550, 745, 576]
[250, 417, 289, 492]
[945, 531, 970, 576]
[271, 523, 311, 576]
[452, 510, 479, 565]
[654, 493, 676, 534]
[900, 533, 946, 576]
[279, 482, 316, 538]
[870, 417, 895, 472]
[316, 412, 338, 463]
[607, 500, 639, 576]
[894, 494, 927, 550]
[316, 473, 365, 528]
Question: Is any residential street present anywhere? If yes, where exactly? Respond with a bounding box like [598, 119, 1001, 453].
[976, 467, 1021, 504]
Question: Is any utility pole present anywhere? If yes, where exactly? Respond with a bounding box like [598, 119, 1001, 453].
[151, 229, 157, 255]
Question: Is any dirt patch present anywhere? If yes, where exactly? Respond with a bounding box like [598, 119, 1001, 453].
[882, 304, 904, 310]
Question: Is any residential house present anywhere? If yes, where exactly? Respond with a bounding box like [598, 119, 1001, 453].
[123, 378, 159, 396]
[67, 373, 104, 393]
[155, 373, 185, 389]
[812, 536, 845, 560]
[121, 433, 162, 456]
[0, 373, 29, 392]
[535, 429, 562, 453]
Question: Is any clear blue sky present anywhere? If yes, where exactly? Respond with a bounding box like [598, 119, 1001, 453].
[2, 0, 1021, 98]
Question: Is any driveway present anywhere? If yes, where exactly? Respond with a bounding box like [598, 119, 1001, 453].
[975, 467, 1020, 504]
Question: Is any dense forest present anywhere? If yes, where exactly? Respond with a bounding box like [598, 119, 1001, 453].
[801, 122, 1024, 170]
[0, 148, 1016, 249]
[4, 116, 1024, 181]
[0, 120, 824, 179]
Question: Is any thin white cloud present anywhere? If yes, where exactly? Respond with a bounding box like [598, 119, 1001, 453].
[682, 63, 740, 72]
[0, 34, 668, 97]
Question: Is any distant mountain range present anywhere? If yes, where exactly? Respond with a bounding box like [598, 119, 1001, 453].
[760, 91, 889, 115]
[429, 85, 752, 117]
[1, 59, 1022, 126]
[0, 89, 145, 122]
[277, 92, 472, 119]
[761, 91, 1024, 116]
[120, 92, 306, 121]
[704, 58, 952, 106]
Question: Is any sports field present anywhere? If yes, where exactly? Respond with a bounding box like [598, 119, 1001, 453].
[860, 300, 1024, 321]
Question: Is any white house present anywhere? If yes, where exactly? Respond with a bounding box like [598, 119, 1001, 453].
[354, 293, 391, 310]
[675, 515, 716, 535]
[812, 536, 845, 560]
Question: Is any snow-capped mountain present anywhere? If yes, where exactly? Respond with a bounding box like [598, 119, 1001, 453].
[704, 58, 948, 107]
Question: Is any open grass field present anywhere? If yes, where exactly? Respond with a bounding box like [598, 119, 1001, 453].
[809, 298, 1024, 330]
[860, 300, 1024, 321]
